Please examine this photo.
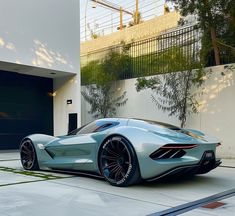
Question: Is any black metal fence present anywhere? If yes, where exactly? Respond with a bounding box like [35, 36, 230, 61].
[129, 25, 201, 78]
[80, 25, 235, 85]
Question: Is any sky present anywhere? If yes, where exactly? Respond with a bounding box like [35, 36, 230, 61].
[80, 0, 171, 41]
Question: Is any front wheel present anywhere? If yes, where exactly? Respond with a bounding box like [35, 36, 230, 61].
[20, 139, 39, 170]
[99, 136, 140, 186]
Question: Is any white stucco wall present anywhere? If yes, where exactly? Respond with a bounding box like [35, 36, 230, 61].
[81, 12, 180, 55]
[0, 0, 80, 74]
[0, 0, 81, 137]
[53, 75, 81, 136]
[186, 65, 235, 159]
[81, 79, 181, 126]
[81, 64, 235, 158]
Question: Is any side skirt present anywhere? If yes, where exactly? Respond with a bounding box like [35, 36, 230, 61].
[41, 168, 104, 180]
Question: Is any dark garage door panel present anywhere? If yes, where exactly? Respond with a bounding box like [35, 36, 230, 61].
[0, 71, 53, 150]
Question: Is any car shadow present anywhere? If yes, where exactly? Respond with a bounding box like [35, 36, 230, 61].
[138, 174, 222, 189]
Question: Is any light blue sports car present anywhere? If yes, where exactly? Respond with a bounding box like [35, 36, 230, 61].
[20, 118, 221, 186]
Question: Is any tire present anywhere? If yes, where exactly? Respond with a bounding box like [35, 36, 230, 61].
[99, 136, 140, 186]
[20, 139, 39, 170]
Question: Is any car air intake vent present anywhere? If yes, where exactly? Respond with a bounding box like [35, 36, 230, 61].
[150, 148, 186, 160]
[150, 144, 197, 160]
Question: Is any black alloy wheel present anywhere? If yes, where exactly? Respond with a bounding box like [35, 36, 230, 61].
[20, 139, 39, 170]
[99, 136, 140, 186]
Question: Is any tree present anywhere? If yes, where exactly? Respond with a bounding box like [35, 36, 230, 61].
[129, 11, 142, 27]
[81, 43, 131, 118]
[87, 23, 100, 39]
[82, 84, 127, 118]
[81, 60, 104, 85]
[102, 42, 133, 80]
[135, 47, 205, 128]
[168, 0, 235, 65]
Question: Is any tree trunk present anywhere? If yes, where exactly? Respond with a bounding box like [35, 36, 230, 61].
[210, 26, 220, 65]
[203, 0, 220, 65]
[181, 117, 186, 128]
[181, 72, 191, 128]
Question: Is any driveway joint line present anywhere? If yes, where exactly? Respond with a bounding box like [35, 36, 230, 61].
[0, 159, 20, 162]
[0, 176, 76, 188]
[0, 179, 48, 188]
[0, 166, 76, 181]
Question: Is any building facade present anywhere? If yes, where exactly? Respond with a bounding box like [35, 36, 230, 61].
[0, 0, 81, 149]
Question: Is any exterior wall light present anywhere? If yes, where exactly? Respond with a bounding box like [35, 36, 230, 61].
[67, 99, 72, 105]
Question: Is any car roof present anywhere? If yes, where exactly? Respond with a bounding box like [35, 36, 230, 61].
[96, 118, 180, 130]
[130, 118, 180, 129]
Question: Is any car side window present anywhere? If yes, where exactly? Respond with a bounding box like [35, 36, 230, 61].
[67, 124, 86, 135]
[94, 122, 118, 132]
[76, 121, 99, 135]
[73, 121, 119, 135]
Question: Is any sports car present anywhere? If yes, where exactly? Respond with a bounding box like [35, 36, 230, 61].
[20, 118, 221, 186]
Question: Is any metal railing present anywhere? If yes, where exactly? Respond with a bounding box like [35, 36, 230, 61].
[80, 25, 235, 85]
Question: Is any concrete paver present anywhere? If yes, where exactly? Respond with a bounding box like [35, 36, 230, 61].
[0, 180, 167, 216]
[0, 171, 40, 185]
[0, 150, 20, 161]
[0, 160, 72, 178]
[220, 158, 235, 167]
[0, 151, 234, 216]
[49, 166, 235, 207]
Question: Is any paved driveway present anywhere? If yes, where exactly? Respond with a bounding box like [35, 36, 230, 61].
[0, 151, 234, 216]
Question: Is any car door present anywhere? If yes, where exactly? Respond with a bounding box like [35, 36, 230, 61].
[43, 120, 118, 171]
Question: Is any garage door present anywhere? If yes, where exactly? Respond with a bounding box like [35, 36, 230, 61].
[0, 71, 53, 150]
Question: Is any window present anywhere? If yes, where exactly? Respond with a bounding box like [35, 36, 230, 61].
[68, 120, 119, 135]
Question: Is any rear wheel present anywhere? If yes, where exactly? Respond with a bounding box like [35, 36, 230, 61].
[20, 139, 39, 170]
[99, 136, 140, 186]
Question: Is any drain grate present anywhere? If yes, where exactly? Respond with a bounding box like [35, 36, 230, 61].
[149, 188, 235, 216]
[202, 201, 226, 209]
